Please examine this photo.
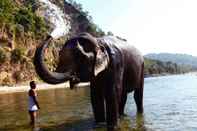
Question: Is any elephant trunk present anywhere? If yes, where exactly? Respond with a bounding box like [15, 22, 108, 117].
[34, 35, 73, 84]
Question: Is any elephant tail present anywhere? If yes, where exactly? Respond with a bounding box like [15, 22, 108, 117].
[138, 62, 144, 97]
[141, 62, 144, 90]
[140, 62, 144, 98]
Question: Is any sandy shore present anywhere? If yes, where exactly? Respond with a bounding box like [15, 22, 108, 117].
[0, 82, 89, 94]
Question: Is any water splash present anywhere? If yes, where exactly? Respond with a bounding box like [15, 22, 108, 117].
[38, 0, 70, 39]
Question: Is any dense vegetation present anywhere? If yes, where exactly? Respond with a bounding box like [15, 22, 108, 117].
[0, 0, 49, 85]
[144, 58, 193, 77]
[0, 0, 48, 38]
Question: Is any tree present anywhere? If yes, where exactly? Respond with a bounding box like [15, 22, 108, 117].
[107, 31, 114, 36]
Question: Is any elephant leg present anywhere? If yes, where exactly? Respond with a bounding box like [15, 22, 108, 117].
[90, 86, 105, 123]
[119, 73, 128, 116]
[134, 87, 143, 113]
[119, 91, 127, 116]
[105, 89, 118, 130]
[134, 67, 144, 113]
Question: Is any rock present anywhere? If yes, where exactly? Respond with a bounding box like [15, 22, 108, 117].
[0, 72, 9, 81]
[0, 72, 13, 86]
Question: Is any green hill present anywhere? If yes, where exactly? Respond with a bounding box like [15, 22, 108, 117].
[144, 58, 193, 77]
[145, 53, 197, 68]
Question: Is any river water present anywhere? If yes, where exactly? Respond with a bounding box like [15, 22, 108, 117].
[0, 74, 197, 131]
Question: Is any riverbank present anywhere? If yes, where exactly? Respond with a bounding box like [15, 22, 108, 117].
[145, 71, 197, 78]
[0, 82, 89, 94]
[144, 72, 179, 78]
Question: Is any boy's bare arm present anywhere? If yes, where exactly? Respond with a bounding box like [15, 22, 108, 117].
[31, 90, 40, 109]
[32, 95, 40, 109]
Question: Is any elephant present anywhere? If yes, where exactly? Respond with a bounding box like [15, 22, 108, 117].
[34, 33, 144, 130]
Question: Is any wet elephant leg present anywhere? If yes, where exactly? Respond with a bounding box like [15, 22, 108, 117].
[134, 69, 144, 113]
[134, 87, 143, 113]
[104, 73, 119, 130]
[119, 90, 127, 116]
[119, 74, 128, 116]
[105, 87, 118, 130]
[90, 84, 105, 123]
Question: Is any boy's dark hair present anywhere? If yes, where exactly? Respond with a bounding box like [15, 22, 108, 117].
[30, 81, 36, 88]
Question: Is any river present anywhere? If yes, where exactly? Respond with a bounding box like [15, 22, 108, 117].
[0, 74, 197, 131]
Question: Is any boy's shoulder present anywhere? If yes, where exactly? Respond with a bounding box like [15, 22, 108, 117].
[29, 89, 35, 96]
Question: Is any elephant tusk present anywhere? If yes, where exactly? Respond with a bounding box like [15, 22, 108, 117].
[76, 41, 94, 58]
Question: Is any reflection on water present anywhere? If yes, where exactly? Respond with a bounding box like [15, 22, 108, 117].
[0, 74, 197, 131]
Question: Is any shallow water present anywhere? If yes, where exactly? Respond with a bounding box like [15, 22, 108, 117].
[0, 74, 197, 131]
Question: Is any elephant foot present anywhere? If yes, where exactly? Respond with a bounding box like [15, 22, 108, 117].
[94, 114, 106, 124]
[107, 126, 115, 131]
[93, 122, 106, 128]
[119, 113, 128, 119]
[107, 125, 120, 131]
[106, 119, 120, 131]
[137, 108, 143, 114]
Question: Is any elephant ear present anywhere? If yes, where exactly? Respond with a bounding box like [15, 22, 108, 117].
[94, 45, 109, 76]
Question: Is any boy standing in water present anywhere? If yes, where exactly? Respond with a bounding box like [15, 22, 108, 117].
[28, 81, 40, 126]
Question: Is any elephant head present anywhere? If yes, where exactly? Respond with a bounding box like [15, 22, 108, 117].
[34, 33, 109, 84]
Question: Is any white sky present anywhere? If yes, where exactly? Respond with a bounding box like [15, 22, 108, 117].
[77, 0, 197, 56]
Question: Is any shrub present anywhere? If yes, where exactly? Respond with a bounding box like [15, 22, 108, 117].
[34, 16, 48, 38]
[13, 71, 23, 83]
[14, 7, 35, 32]
[0, 48, 8, 64]
[86, 23, 105, 37]
[11, 48, 25, 63]
[14, 7, 47, 38]
[15, 24, 25, 37]
[0, 0, 15, 24]
[2, 77, 13, 86]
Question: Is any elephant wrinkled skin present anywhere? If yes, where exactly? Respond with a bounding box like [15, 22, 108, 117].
[34, 33, 144, 130]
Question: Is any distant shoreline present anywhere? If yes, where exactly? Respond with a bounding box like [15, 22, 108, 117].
[144, 72, 179, 78]
[0, 82, 89, 94]
[144, 71, 197, 78]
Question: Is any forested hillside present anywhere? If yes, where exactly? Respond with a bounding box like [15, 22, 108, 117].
[144, 58, 193, 77]
[145, 53, 197, 68]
